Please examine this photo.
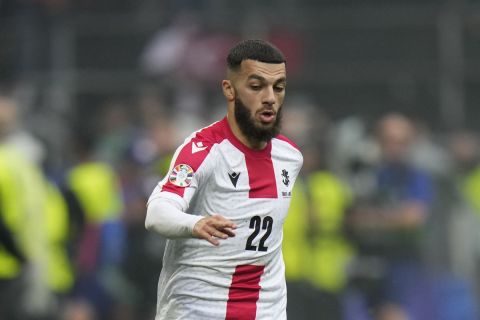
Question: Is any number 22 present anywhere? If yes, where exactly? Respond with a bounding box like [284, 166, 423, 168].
[245, 216, 273, 252]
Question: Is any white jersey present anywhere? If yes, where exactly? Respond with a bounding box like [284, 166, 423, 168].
[148, 117, 303, 320]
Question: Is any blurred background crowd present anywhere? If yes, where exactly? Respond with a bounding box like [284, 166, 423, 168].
[1, 0, 480, 319]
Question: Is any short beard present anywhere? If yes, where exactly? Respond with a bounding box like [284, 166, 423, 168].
[234, 97, 282, 144]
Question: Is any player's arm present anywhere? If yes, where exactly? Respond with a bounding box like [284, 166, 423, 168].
[145, 197, 236, 246]
[146, 137, 236, 245]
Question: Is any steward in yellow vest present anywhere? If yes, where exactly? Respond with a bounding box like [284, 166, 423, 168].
[283, 170, 354, 320]
[0, 143, 53, 319]
[64, 130, 126, 319]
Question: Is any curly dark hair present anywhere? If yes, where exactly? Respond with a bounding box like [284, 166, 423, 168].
[226, 39, 286, 71]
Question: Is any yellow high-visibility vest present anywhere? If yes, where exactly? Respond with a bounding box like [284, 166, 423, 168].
[282, 180, 311, 281]
[462, 166, 480, 214]
[283, 171, 354, 292]
[0, 145, 47, 279]
[67, 162, 124, 223]
[44, 181, 74, 292]
[307, 171, 354, 292]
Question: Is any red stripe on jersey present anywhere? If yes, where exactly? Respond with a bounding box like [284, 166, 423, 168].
[225, 265, 265, 320]
[161, 137, 211, 197]
[221, 117, 278, 198]
[245, 156, 278, 198]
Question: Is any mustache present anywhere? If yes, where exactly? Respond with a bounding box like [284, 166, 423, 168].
[234, 97, 282, 142]
[257, 107, 276, 114]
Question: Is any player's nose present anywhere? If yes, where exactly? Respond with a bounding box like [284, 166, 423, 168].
[262, 86, 276, 106]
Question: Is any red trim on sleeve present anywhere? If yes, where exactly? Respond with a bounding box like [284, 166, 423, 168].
[161, 138, 212, 197]
[161, 121, 227, 197]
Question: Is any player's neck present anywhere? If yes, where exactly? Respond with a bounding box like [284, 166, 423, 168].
[226, 114, 267, 150]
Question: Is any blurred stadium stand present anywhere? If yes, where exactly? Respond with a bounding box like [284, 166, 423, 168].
[1, 0, 480, 129]
[2, 1, 480, 319]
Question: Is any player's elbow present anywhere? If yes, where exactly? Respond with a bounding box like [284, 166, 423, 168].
[144, 199, 175, 235]
[144, 197, 196, 238]
[145, 203, 157, 232]
[144, 216, 152, 232]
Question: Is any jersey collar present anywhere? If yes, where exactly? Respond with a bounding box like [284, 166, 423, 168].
[221, 117, 272, 159]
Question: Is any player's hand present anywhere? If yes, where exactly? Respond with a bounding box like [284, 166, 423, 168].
[193, 215, 237, 246]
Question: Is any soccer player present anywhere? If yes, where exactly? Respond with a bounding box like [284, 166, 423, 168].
[145, 39, 303, 319]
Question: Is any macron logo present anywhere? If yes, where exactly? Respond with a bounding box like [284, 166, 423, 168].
[228, 172, 240, 187]
[192, 141, 208, 154]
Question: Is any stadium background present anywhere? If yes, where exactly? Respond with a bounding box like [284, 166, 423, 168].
[1, 0, 480, 319]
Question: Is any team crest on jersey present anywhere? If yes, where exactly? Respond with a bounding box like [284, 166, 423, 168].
[169, 164, 194, 187]
[281, 169, 290, 186]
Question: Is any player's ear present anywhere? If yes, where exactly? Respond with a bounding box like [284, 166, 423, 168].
[222, 80, 235, 101]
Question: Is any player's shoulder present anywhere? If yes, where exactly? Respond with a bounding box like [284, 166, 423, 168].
[272, 135, 303, 168]
[273, 134, 302, 153]
[173, 120, 226, 167]
[191, 119, 227, 146]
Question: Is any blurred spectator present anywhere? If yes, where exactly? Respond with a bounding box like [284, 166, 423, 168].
[64, 128, 128, 320]
[62, 299, 97, 320]
[117, 153, 164, 319]
[116, 113, 176, 319]
[346, 113, 434, 320]
[375, 303, 409, 320]
[282, 104, 354, 320]
[0, 85, 46, 164]
[140, 11, 237, 117]
[0, 86, 57, 319]
[282, 104, 318, 320]
[447, 131, 480, 296]
[284, 148, 354, 320]
[449, 131, 480, 214]
[140, 11, 237, 85]
[44, 180, 75, 297]
[95, 98, 138, 167]
[140, 12, 202, 77]
[410, 120, 452, 179]
[331, 116, 379, 200]
[139, 12, 205, 116]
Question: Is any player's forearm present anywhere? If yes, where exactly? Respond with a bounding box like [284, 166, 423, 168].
[145, 197, 203, 238]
